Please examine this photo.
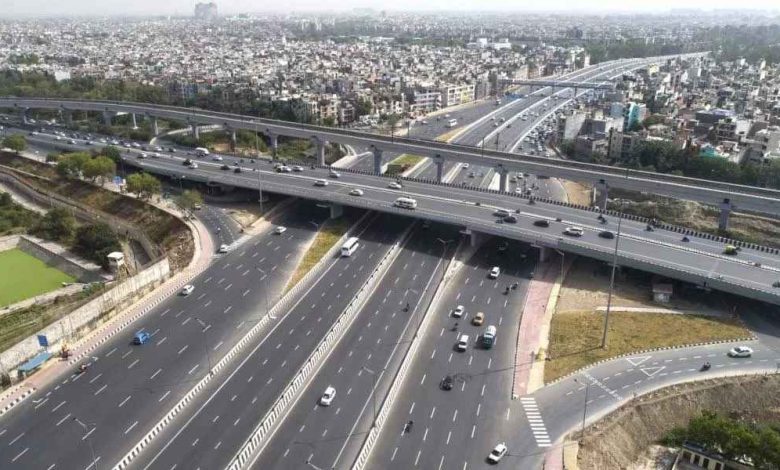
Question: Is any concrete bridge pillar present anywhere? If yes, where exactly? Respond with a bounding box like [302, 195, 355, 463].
[102, 111, 113, 126]
[538, 246, 549, 263]
[152, 118, 160, 136]
[469, 230, 481, 248]
[131, 113, 138, 129]
[595, 180, 609, 211]
[191, 123, 200, 141]
[498, 167, 508, 192]
[270, 134, 278, 159]
[18, 107, 28, 125]
[330, 204, 344, 219]
[63, 109, 73, 127]
[436, 160, 444, 182]
[311, 137, 327, 166]
[718, 199, 733, 231]
[372, 148, 383, 175]
[230, 129, 237, 152]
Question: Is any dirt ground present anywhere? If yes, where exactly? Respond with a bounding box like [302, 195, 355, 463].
[562, 180, 593, 206]
[556, 257, 704, 313]
[577, 375, 780, 470]
[218, 201, 265, 228]
[626, 445, 678, 470]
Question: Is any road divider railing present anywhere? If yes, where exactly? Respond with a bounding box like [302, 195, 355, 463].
[225, 220, 415, 470]
[351, 237, 464, 470]
[112, 211, 373, 470]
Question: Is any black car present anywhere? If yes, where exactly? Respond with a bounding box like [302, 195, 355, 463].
[183, 159, 192, 166]
[533, 219, 549, 227]
[440, 375, 454, 391]
[598, 230, 615, 239]
[168, 147, 176, 153]
[221, 164, 230, 171]
[503, 215, 518, 224]
[233, 167, 242, 173]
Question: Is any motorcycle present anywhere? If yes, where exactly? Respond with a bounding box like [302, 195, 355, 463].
[700, 362, 711, 371]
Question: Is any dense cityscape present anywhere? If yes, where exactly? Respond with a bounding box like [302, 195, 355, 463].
[1, 3, 780, 470]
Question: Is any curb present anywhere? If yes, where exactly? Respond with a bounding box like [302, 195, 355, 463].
[0, 387, 36, 417]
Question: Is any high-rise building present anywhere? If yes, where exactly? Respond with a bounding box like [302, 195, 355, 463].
[194, 2, 218, 19]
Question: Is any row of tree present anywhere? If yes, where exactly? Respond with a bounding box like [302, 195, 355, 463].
[663, 410, 780, 468]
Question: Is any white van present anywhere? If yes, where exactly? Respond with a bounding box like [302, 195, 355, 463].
[456, 334, 469, 352]
[195, 147, 209, 157]
[394, 197, 417, 210]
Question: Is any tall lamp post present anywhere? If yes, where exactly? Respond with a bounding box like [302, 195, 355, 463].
[601, 167, 630, 349]
[256, 267, 274, 320]
[362, 365, 384, 428]
[73, 417, 99, 470]
[572, 378, 590, 436]
[193, 317, 213, 376]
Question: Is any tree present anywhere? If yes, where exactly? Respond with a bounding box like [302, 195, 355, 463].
[82, 156, 116, 185]
[34, 207, 76, 241]
[55, 152, 91, 178]
[175, 189, 203, 212]
[74, 223, 120, 268]
[2, 134, 26, 153]
[102, 145, 121, 163]
[125, 172, 161, 200]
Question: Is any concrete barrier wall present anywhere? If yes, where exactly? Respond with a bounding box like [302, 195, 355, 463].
[0, 235, 19, 252]
[15, 236, 100, 283]
[0, 258, 170, 373]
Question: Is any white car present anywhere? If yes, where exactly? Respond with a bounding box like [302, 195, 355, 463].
[274, 226, 287, 234]
[292, 165, 304, 172]
[189, 162, 199, 169]
[217, 244, 229, 253]
[212, 155, 223, 161]
[349, 188, 364, 196]
[181, 284, 195, 296]
[314, 179, 328, 187]
[488, 442, 508, 463]
[563, 226, 584, 237]
[488, 266, 500, 279]
[462, 163, 470, 169]
[329, 171, 341, 178]
[388, 182, 403, 190]
[452, 305, 465, 318]
[154, 146, 163, 152]
[728, 346, 753, 358]
[319, 386, 336, 406]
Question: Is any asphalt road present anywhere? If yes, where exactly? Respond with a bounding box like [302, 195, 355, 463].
[0, 201, 330, 470]
[130, 213, 406, 470]
[249, 223, 459, 470]
[367, 239, 537, 470]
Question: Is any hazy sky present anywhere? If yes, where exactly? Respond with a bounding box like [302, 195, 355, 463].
[0, 0, 778, 17]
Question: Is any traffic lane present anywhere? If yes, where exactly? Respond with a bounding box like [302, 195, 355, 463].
[0, 214, 321, 469]
[367, 241, 534, 469]
[196, 203, 242, 246]
[254, 224, 458, 470]
[128, 155, 780, 273]
[134, 214, 407, 470]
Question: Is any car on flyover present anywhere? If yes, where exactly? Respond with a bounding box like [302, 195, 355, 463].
[314, 179, 328, 187]
[533, 219, 550, 228]
[728, 346, 753, 358]
[487, 442, 508, 463]
[388, 182, 403, 190]
[598, 230, 615, 239]
[563, 226, 584, 237]
[349, 188, 364, 196]
[274, 226, 287, 235]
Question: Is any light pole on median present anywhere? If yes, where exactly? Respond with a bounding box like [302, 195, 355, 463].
[601, 166, 629, 349]
[73, 417, 99, 470]
[193, 316, 214, 376]
[362, 365, 384, 429]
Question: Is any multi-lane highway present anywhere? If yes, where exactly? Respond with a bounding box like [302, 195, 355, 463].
[0, 201, 331, 469]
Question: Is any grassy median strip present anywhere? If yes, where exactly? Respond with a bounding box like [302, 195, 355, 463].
[544, 310, 750, 383]
[284, 216, 352, 293]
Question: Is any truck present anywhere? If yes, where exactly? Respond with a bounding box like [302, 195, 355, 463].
[481, 325, 497, 349]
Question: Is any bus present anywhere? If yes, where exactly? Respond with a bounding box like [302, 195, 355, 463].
[394, 197, 418, 210]
[447, 119, 458, 128]
[481, 325, 497, 349]
[341, 237, 360, 257]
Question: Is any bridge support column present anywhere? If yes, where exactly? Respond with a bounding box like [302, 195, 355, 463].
[230, 129, 237, 152]
[311, 137, 327, 166]
[63, 109, 73, 127]
[595, 180, 609, 211]
[372, 148, 383, 175]
[329, 204, 343, 219]
[131, 113, 138, 129]
[18, 107, 28, 125]
[102, 111, 113, 126]
[538, 246, 549, 263]
[152, 118, 159, 136]
[191, 124, 200, 141]
[498, 168, 508, 192]
[718, 199, 732, 231]
[573, 86, 578, 98]
[436, 160, 444, 182]
[270, 134, 278, 159]
[469, 230, 481, 248]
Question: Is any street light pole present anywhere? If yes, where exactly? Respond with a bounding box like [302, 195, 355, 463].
[601, 168, 629, 349]
[362, 366, 381, 428]
[573, 378, 589, 436]
[73, 417, 99, 470]
[256, 267, 274, 320]
[193, 317, 213, 375]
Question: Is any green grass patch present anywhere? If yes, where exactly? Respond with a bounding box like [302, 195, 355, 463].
[284, 217, 352, 293]
[390, 154, 424, 168]
[545, 311, 750, 383]
[0, 249, 76, 306]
